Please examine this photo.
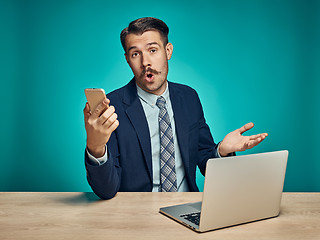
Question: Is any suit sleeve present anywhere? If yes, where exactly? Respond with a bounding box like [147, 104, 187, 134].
[196, 111, 220, 175]
[85, 132, 121, 200]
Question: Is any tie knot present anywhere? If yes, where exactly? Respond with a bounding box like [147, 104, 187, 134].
[156, 96, 166, 109]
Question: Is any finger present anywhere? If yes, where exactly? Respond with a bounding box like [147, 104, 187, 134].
[247, 135, 267, 149]
[103, 112, 118, 128]
[245, 139, 261, 150]
[83, 102, 90, 113]
[104, 98, 110, 107]
[249, 133, 267, 140]
[248, 134, 260, 140]
[108, 119, 119, 133]
[260, 133, 268, 139]
[83, 102, 91, 122]
[238, 122, 254, 134]
[97, 106, 116, 126]
[91, 98, 110, 118]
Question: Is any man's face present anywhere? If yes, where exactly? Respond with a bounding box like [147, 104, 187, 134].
[124, 30, 173, 96]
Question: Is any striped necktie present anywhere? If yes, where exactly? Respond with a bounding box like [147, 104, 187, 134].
[156, 96, 177, 192]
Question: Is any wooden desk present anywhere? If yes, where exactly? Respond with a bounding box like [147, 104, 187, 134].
[0, 192, 319, 240]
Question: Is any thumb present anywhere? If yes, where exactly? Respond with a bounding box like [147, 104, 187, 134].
[83, 102, 91, 122]
[238, 122, 254, 134]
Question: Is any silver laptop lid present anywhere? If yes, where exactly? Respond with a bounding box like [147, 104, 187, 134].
[199, 150, 288, 232]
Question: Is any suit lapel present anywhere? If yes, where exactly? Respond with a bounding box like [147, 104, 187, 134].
[169, 82, 190, 173]
[123, 80, 153, 181]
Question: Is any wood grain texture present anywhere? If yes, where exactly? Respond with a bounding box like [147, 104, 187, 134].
[0, 192, 319, 240]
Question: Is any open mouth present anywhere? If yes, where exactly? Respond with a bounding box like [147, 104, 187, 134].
[145, 73, 154, 81]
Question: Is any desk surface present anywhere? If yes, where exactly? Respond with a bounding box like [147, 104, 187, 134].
[0, 192, 319, 240]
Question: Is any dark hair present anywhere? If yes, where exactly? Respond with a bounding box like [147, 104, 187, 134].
[120, 17, 169, 53]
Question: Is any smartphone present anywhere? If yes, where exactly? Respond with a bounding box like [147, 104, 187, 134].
[85, 88, 107, 112]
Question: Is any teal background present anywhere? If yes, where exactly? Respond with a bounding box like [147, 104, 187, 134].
[1, 0, 319, 192]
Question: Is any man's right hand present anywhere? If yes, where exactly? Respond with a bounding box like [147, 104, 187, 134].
[84, 98, 119, 158]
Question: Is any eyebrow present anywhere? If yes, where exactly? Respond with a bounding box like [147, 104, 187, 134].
[147, 42, 160, 47]
[127, 42, 160, 53]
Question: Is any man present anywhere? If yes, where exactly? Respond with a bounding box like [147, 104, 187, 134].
[83, 17, 268, 199]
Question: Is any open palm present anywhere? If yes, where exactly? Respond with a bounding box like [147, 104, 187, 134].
[219, 122, 268, 156]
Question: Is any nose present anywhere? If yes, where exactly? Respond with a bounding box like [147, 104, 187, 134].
[141, 52, 151, 68]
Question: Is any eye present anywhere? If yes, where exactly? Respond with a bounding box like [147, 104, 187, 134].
[131, 52, 139, 58]
[150, 48, 157, 53]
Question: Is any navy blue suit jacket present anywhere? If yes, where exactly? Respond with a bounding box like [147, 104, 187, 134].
[85, 79, 221, 199]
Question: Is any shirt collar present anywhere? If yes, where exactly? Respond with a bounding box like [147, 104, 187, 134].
[136, 82, 170, 108]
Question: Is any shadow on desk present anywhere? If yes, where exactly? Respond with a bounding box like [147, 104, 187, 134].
[55, 192, 102, 205]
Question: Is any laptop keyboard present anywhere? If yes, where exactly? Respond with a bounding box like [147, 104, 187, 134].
[180, 212, 201, 226]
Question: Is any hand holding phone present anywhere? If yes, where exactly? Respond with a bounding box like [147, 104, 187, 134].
[84, 88, 119, 158]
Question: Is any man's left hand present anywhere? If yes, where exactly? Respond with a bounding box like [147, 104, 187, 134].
[219, 122, 268, 157]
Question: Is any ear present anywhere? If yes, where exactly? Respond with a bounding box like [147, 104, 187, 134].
[166, 43, 173, 60]
[125, 53, 129, 63]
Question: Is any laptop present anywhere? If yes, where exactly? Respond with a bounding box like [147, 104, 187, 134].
[159, 150, 288, 232]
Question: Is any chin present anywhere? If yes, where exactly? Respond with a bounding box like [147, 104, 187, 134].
[136, 76, 167, 94]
